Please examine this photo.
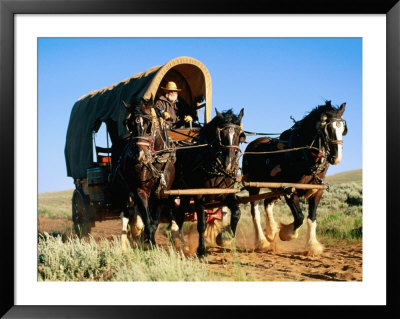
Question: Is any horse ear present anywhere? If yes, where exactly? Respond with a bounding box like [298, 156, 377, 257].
[339, 102, 346, 115]
[237, 108, 244, 122]
[215, 108, 223, 118]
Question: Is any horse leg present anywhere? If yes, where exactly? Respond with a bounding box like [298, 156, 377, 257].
[251, 201, 271, 251]
[129, 207, 144, 248]
[247, 188, 270, 251]
[228, 194, 241, 236]
[304, 191, 324, 256]
[280, 193, 303, 241]
[123, 198, 144, 248]
[172, 199, 187, 250]
[263, 198, 280, 242]
[176, 198, 188, 245]
[215, 195, 240, 248]
[195, 200, 207, 257]
[120, 209, 130, 252]
[163, 198, 180, 243]
[150, 198, 163, 246]
[135, 190, 155, 247]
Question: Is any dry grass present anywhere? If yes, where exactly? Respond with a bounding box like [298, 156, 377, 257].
[38, 189, 74, 219]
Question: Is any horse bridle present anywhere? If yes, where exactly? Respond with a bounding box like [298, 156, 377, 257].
[128, 112, 159, 155]
[319, 117, 347, 146]
[216, 123, 242, 151]
[212, 123, 243, 176]
[308, 116, 347, 174]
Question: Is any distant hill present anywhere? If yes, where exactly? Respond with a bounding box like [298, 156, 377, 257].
[39, 190, 74, 219]
[325, 169, 362, 184]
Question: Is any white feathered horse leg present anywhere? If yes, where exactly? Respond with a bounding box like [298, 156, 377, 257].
[304, 192, 324, 256]
[130, 213, 144, 248]
[250, 202, 270, 251]
[120, 213, 130, 252]
[264, 199, 280, 242]
[304, 218, 324, 256]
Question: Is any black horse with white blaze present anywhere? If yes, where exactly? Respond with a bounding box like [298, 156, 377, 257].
[242, 101, 347, 255]
[173, 108, 244, 256]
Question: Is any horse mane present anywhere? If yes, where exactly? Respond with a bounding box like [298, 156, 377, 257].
[294, 100, 340, 129]
[200, 109, 241, 136]
[131, 98, 153, 117]
[218, 109, 242, 125]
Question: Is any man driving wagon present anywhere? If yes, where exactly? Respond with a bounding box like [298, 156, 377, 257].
[155, 81, 200, 129]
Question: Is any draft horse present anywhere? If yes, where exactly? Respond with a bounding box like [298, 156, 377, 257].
[110, 97, 176, 250]
[173, 108, 244, 256]
[242, 101, 347, 255]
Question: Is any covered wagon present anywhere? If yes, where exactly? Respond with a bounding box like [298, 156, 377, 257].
[64, 56, 213, 235]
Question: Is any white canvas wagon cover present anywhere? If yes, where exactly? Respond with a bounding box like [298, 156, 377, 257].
[65, 56, 212, 179]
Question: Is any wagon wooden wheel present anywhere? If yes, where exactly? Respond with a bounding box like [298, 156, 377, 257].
[72, 188, 92, 237]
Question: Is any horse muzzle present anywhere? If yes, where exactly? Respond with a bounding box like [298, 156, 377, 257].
[136, 141, 152, 163]
[224, 147, 240, 174]
[328, 141, 343, 165]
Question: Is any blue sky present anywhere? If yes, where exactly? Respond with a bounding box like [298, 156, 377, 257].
[38, 38, 362, 193]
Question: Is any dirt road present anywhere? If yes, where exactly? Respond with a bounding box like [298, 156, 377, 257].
[38, 216, 362, 281]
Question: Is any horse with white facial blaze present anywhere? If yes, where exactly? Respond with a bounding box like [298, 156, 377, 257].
[173, 108, 244, 257]
[110, 98, 175, 250]
[242, 101, 347, 256]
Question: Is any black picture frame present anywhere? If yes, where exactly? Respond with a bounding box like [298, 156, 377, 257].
[1, 0, 399, 318]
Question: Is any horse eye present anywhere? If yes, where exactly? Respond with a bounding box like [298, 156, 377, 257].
[135, 117, 141, 124]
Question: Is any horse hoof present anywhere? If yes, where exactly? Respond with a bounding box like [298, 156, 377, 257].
[196, 246, 207, 257]
[255, 239, 271, 252]
[304, 241, 324, 256]
[216, 231, 234, 247]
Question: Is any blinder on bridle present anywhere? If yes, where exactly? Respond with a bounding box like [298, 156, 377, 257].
[134, 114, 154, 135]
[216, 123, 243, 150]
[124, 111, 157, 151]
[317, 115, 347, 145]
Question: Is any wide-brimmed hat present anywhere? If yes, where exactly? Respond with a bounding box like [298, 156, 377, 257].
[161, 81, 181, 91]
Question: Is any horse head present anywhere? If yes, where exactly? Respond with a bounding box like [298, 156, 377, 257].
[124, 96, 158, 163]
[211, 108, 244, 174]
[314, 101, 347, 165]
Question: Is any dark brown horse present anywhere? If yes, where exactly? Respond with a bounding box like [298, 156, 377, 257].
[110, 98, 175, 250]
[242, 101, 347, 255]
[173, 108, 244, 256]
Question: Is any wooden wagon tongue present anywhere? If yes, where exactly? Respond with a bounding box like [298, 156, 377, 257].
[162, 188, 240, 196]
[161, 182, 327, 205]
[236, 182, 328, 204]
[242, 182, 328, 190]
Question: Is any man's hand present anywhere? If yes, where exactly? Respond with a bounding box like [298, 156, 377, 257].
[163, 111, 171, 120]
[184, 115, 193, 122]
